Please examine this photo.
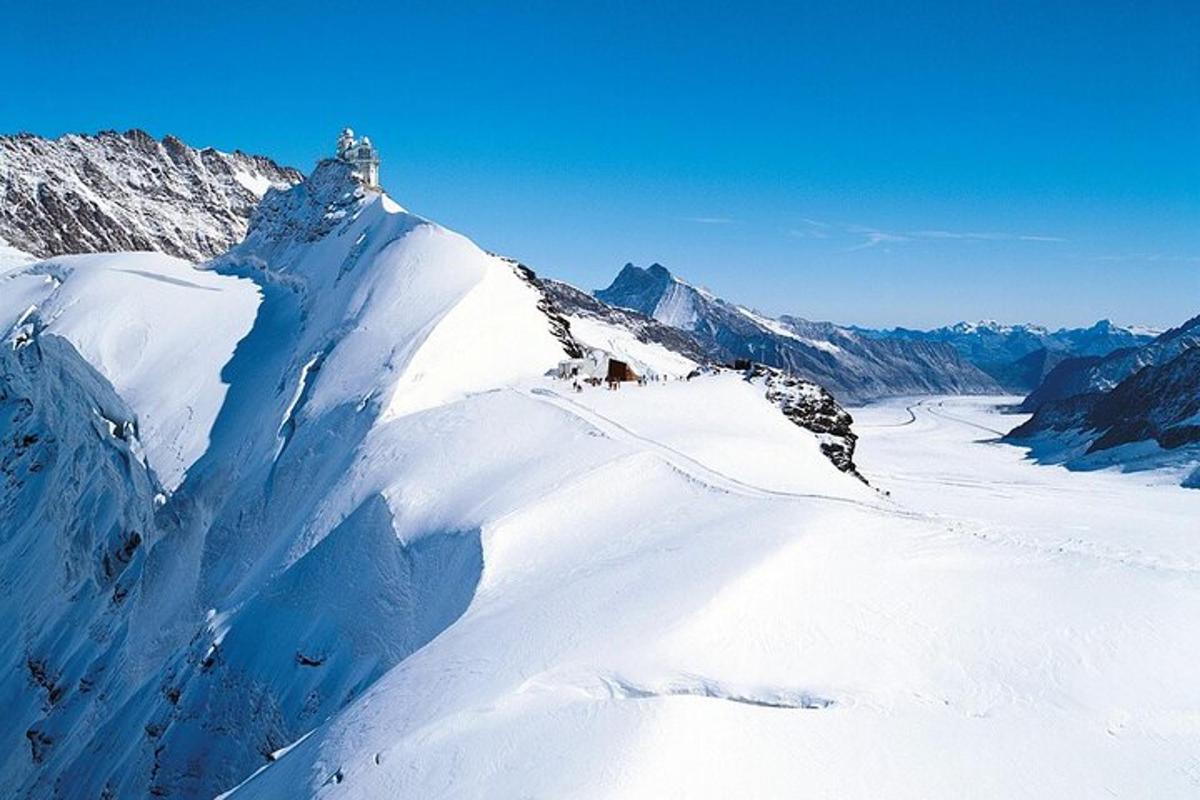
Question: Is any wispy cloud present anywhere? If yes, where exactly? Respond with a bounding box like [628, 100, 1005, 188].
[786, 218, 834, 239]
[790, 219, 1068, 250]
[845, 228, 910, 251]
[1016, 234, 1068, 242]
[680, 216, 738, 225]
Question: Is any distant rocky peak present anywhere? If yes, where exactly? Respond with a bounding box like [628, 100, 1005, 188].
[645, 262, 673, 279]
[595, 262, 679, 316]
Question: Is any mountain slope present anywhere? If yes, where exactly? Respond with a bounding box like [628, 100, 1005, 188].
[0, 158, 878, 799]
[857, 320, 1156, 391]
[1006, 325, 1200, 485]
[1020, 315, 1200, 412]
[0, 130, 301, 262]
[595, 263, 1000, 403]
[4, 137, 1200, 800]
[0, 159, 583, 798]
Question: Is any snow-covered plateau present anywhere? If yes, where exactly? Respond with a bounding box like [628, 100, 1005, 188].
[1, 145, 1196, 799]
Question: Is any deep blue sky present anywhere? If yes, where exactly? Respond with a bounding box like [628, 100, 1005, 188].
[3, 1, 1197, 328]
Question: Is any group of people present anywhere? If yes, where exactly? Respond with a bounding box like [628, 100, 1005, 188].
[568, 372, 681, 393]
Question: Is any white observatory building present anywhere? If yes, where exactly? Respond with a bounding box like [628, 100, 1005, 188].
[336, 128, 381, 187]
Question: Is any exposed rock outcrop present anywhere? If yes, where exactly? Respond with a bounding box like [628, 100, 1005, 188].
[0, 130, 301, 262]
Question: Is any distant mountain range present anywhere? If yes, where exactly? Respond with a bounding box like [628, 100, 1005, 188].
[1006, 315, 1200, 486]
[592, 263, 1001, 404]
[856, 319, 1157, 392]
[1018, 315, 1200, 412]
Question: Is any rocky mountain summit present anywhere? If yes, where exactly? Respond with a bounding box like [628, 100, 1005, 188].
[0, 129, 300, 261]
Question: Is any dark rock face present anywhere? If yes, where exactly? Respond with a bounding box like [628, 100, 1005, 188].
[0, 130, 302, 262]
[596, 263, 1000, 404]
[506, 267, 586, 360]
[755, 366, 862, 481]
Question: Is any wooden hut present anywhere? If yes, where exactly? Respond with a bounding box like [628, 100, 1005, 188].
[606, 358, 639, 383]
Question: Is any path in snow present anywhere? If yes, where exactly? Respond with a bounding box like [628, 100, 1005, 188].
[521, 384, 911, 517]
[853, 395, 1200, 573]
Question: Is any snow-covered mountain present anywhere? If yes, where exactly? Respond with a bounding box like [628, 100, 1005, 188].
[1019, 315, 1200, 412]
[1007, 345, 1200, 486]
[594, 263, 1000, 403]
[0, 151, 883, 798]
[0, 130, 301, 262]
[1004, 316, 1200, 486]
[4, 129, 1198, 799]
[857, 319, 1156, 391]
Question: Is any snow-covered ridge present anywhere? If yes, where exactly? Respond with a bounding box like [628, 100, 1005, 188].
[0, 155, 881, 798]
[0, 129, 301, 261]
[0, 251, 260, 491]
[217, 158, 573, 422]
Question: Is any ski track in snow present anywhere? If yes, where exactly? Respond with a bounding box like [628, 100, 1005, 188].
[521, 385, 915, 517]
[922, 399, 1008, 437]
[855, 403, 919, 428]
[522, 387, 1200, 574]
